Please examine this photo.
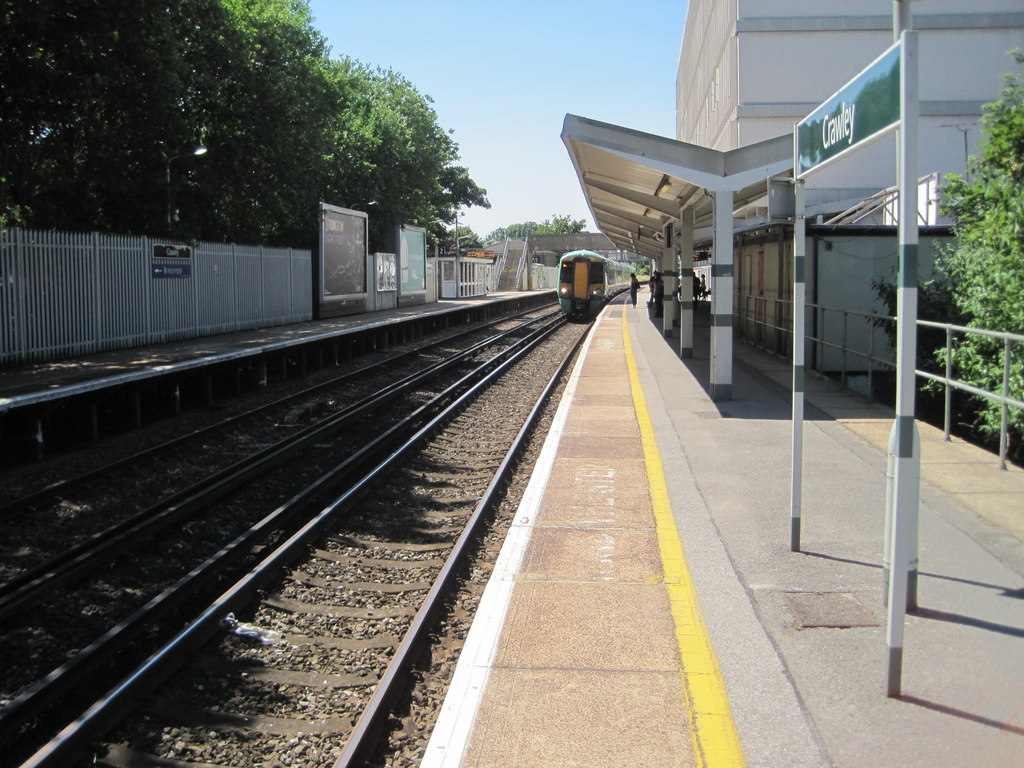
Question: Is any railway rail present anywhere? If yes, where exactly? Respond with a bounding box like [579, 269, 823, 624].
[0, 309, 556, 597]
[0, 306, 553, 508]
[1, 309, 590, 767]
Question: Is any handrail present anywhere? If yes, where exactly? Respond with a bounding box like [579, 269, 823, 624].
[734, 294, 1021, 469]
[513, 234, 530, 290]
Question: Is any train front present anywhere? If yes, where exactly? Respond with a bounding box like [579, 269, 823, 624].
[558, 251, 606, 319]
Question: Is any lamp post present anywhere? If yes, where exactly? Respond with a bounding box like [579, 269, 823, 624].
[453, 211, 463, 297]
[166, 145, 208, 234]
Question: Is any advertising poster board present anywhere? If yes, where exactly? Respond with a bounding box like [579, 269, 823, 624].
[376, 252, 397, 292]
[398, 224, 427, 306]
[318, 203, 368, 317]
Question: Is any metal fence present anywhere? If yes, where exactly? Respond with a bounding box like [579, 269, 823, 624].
[0, 228, 311, 367]
[736, 294, 1023, 469]
[918, 320, 1024, 471]
[531, 264, 559, 290]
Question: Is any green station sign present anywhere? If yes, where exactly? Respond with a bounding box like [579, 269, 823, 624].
[796, 40, 902, 178]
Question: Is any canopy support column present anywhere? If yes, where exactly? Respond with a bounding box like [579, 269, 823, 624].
[678, 208, 695, 358]
[710, 189, 733, 400]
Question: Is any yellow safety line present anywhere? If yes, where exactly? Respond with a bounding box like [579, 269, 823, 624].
[620, 307, 746, 768]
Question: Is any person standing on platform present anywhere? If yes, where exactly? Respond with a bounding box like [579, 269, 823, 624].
[653, 271, 664, 317]
[629, 273, 641, 307]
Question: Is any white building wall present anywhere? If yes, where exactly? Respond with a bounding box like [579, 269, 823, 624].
[677, 0, 1024, 207]
[676, 0, 737, 149]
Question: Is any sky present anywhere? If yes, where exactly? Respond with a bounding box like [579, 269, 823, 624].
[306, 0, 687, 239]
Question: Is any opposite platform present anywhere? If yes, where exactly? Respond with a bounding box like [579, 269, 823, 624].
[0, 292, 544, 409]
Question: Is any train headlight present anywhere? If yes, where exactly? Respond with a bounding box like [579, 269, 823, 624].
[559, 287, 569, 295]
[591, 288, 603, 296]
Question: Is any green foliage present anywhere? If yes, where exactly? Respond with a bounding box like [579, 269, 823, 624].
[484, 213, 587, 243]
[537, 214, 587, 234]
[455, 225, 483, 251]
[334, 63, 489, 251]
[0, 0, 214, 233]
[0, 0, 489, 248]
[938, 50, 1024, 447]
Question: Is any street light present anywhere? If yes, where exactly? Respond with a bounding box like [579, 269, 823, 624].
[938, 123, 976, 181]
[166, 145, 208, 233]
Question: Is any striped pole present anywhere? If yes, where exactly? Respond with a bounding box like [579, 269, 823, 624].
[710, 189, 733, 401]
[885, 25, 921, 699]
[790, 178, 806, 552]
[678, 208, 695, 358]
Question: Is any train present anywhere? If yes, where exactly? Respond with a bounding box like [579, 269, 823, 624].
[557, 249, 628, 320]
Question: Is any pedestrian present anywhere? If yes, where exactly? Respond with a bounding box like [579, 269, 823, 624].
[653, 271, 664, 317]
[629, 272, 640, 307]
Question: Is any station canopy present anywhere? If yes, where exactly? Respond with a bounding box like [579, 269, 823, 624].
[561, 114, 792, 259]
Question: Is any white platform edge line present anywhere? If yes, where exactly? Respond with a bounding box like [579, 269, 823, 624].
[419, 309, 608, 768]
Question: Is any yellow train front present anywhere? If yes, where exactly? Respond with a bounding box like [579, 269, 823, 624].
[557, 250, 610, 320]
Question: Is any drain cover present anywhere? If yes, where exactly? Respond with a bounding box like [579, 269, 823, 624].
[783, 591, 880, 629]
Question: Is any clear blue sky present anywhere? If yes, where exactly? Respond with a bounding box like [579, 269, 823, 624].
[306, 0, 687, 239]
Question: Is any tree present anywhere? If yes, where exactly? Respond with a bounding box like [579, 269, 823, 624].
[191, 0, 341, 245]
[325, 63, 489, 252]
[484, 213, 587, 243]
[536, 214, 587, 234]
[0, 0, 220, 232]
[937, 49, 1024, 452]
[437, 224, 482, 254]
[0, 0, 490, 248]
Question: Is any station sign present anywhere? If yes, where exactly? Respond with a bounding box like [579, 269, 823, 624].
[152, 263, 192, 278]
[796, 40, 902, 178]
[153, 244, 192, 259]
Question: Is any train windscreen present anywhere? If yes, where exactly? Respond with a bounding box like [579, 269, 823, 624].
[559, 261, 574, 283]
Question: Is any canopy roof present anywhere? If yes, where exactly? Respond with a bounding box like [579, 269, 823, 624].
[561, 114, 793, 259]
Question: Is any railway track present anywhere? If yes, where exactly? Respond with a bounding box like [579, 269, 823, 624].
[1, 311, 589, 767]
[0, 306, 553, 511]
[0, 308, 556, 593]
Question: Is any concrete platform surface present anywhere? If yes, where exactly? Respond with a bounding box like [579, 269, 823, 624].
[423, 297, 1024, 768]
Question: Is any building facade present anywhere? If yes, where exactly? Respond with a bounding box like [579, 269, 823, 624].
[677, 0, 1024, 202]
[564, 0, 1022, 399]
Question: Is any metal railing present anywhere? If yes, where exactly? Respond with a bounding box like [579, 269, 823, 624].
[487, 239, 510, 292]
[513, 234, 530, 291]
[918, 321, 1024, 470]
[736, 294, 1022, 469]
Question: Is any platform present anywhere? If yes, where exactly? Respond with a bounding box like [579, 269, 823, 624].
[0, 292, 548, 409]
[422, 295, 1024, 768]
[0, 292, 550, 462]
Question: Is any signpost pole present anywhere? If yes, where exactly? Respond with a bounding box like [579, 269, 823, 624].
[790, 177, 806, 552]
[792, 36, 901, 558]
[885, 25, 921, 699]
[792, 4, 920, 695]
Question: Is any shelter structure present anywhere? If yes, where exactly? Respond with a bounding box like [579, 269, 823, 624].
[562, 114, 790, 400]
[562, 0, 1021, 402]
